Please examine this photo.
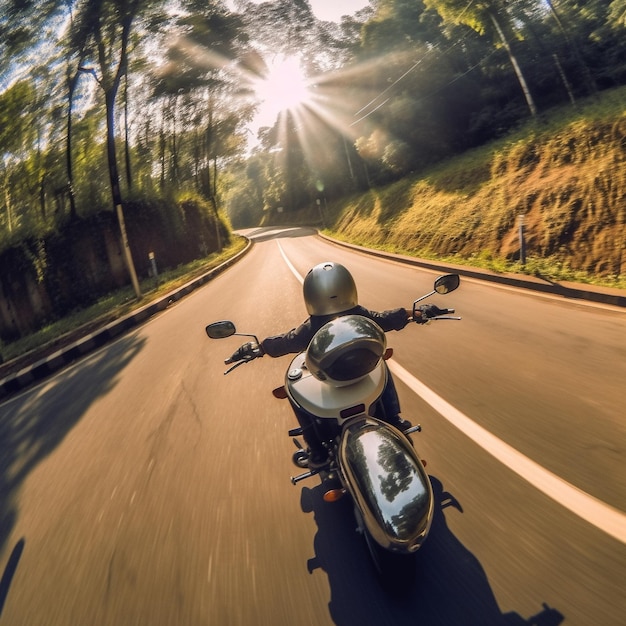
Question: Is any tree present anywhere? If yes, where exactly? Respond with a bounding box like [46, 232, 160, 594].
[0, 77, 62, 238]
[424, 0, 538, 116]
[347, 0, 484, 179]
[70, 0, 168, 299]
[151, 2, 250, 247]
[608, 0, 626, 28]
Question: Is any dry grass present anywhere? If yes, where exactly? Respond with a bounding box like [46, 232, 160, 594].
[325, 87, 626, 288]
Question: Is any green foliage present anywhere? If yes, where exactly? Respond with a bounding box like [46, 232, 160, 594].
[223, 162, 265, 228]
[0, 80, 35, 154]
[1, 0, 625, 295]
[608, 1, 626, 28]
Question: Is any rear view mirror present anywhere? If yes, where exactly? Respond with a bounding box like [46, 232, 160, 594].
[205, 320, 236, 339]
[434, 274, 460, 295]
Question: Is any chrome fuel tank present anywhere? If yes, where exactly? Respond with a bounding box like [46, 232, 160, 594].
[339, 418, 434, 552]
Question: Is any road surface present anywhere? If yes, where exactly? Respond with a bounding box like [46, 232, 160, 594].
[1, 227, 624, 625]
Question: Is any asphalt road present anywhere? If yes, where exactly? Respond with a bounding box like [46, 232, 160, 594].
[0, 227, 624, 625]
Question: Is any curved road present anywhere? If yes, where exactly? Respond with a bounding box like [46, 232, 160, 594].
[0, 227, 624, 625]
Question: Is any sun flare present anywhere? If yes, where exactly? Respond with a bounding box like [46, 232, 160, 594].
[241, 50, 382, 167]
[254, 54, 312, 125]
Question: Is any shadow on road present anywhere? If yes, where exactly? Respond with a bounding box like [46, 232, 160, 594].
[0, 537, 24, 618]
[0, 334, 145, 606]
[301, 475, 564, 626]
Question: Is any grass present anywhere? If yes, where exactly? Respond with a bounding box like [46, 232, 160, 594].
[326, 227, 626, 290]
[0, 236, 247, 366]
[318, 86, 626, 291]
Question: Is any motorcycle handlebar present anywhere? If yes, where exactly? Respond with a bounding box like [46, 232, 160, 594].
[225, 341, 263, 365]
[409, 308, 461, 322]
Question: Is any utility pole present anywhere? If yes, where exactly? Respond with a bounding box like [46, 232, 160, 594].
[518, 214, 527, 266]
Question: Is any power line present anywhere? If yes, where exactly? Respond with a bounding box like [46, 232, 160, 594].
[351, 0, 478, 124]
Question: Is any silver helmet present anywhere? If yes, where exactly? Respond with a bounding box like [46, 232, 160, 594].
[303, 262, 358, 316]
[305, 315, 386, 387]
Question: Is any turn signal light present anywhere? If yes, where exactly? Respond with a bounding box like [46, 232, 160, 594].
[323, 489, 346, 503]
[421, 459, 427, 467]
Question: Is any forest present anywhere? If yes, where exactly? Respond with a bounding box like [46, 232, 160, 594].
[0, 0, 625, 341]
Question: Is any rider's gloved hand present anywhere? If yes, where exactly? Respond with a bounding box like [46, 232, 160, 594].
[235, 341, 263, 360]
[415, 303, 446, 323]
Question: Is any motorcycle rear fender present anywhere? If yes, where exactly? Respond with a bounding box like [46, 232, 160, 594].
[284, 353, 386, 423]
[339, 417, 434, 553]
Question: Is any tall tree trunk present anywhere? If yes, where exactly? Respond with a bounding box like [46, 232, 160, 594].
[544, 0, 597, 97]
[552, 54, 576, 105]
[97, 15, 141, 299]
[66, 70, 80, 220]
[105, 86, 141, 299]
[488, 10, 537, 117]
[209, 191, 222, 252]
[159, 105, 166, 190]
[203, 108, 214, 200]
[39, 173, 47, 219]
[212, 156, 218, 200]
[124, 73, 133, 191]
[3, 176, 13, 233]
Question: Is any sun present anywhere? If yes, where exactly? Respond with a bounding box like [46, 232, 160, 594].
[253, 54, 312, 126]
[241, 49, 369, 165]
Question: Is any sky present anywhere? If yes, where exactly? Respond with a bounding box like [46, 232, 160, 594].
[227, 1, 371, 23]
[308, 0, 370, 22]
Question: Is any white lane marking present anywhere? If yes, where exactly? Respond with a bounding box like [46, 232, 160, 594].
[389, 360, 626, 545]
[278, 240, 626, 544]
[277, 241, 304, 284]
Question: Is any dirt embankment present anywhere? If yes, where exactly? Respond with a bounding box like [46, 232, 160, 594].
[331, 111, 626, 279]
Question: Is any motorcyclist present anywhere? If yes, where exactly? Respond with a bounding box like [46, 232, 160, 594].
[259, 261, 440, 470]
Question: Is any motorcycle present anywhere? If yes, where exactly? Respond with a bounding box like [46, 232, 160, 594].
[205, 273, 461, 584]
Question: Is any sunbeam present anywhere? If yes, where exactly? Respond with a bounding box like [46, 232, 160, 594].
[253, 54, 313, 124]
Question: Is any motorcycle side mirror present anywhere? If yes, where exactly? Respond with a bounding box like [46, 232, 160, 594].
[412, 273, 461, 309]
[434, 274, 460, 295]
[205, 320, 236, 339]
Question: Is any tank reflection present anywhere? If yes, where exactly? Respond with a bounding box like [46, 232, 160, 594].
[342, 422, 431, 545]
[301, 475, 564, 626]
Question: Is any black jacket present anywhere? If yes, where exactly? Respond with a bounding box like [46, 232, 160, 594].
[261, 306, 409, 358]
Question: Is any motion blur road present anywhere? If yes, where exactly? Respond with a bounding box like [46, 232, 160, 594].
[1, 227, 625, 625]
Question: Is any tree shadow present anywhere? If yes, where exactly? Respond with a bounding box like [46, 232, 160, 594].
[0, 537, 24, 618]
[0, 334, 145, 577]
[301, 475, 564, 626]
